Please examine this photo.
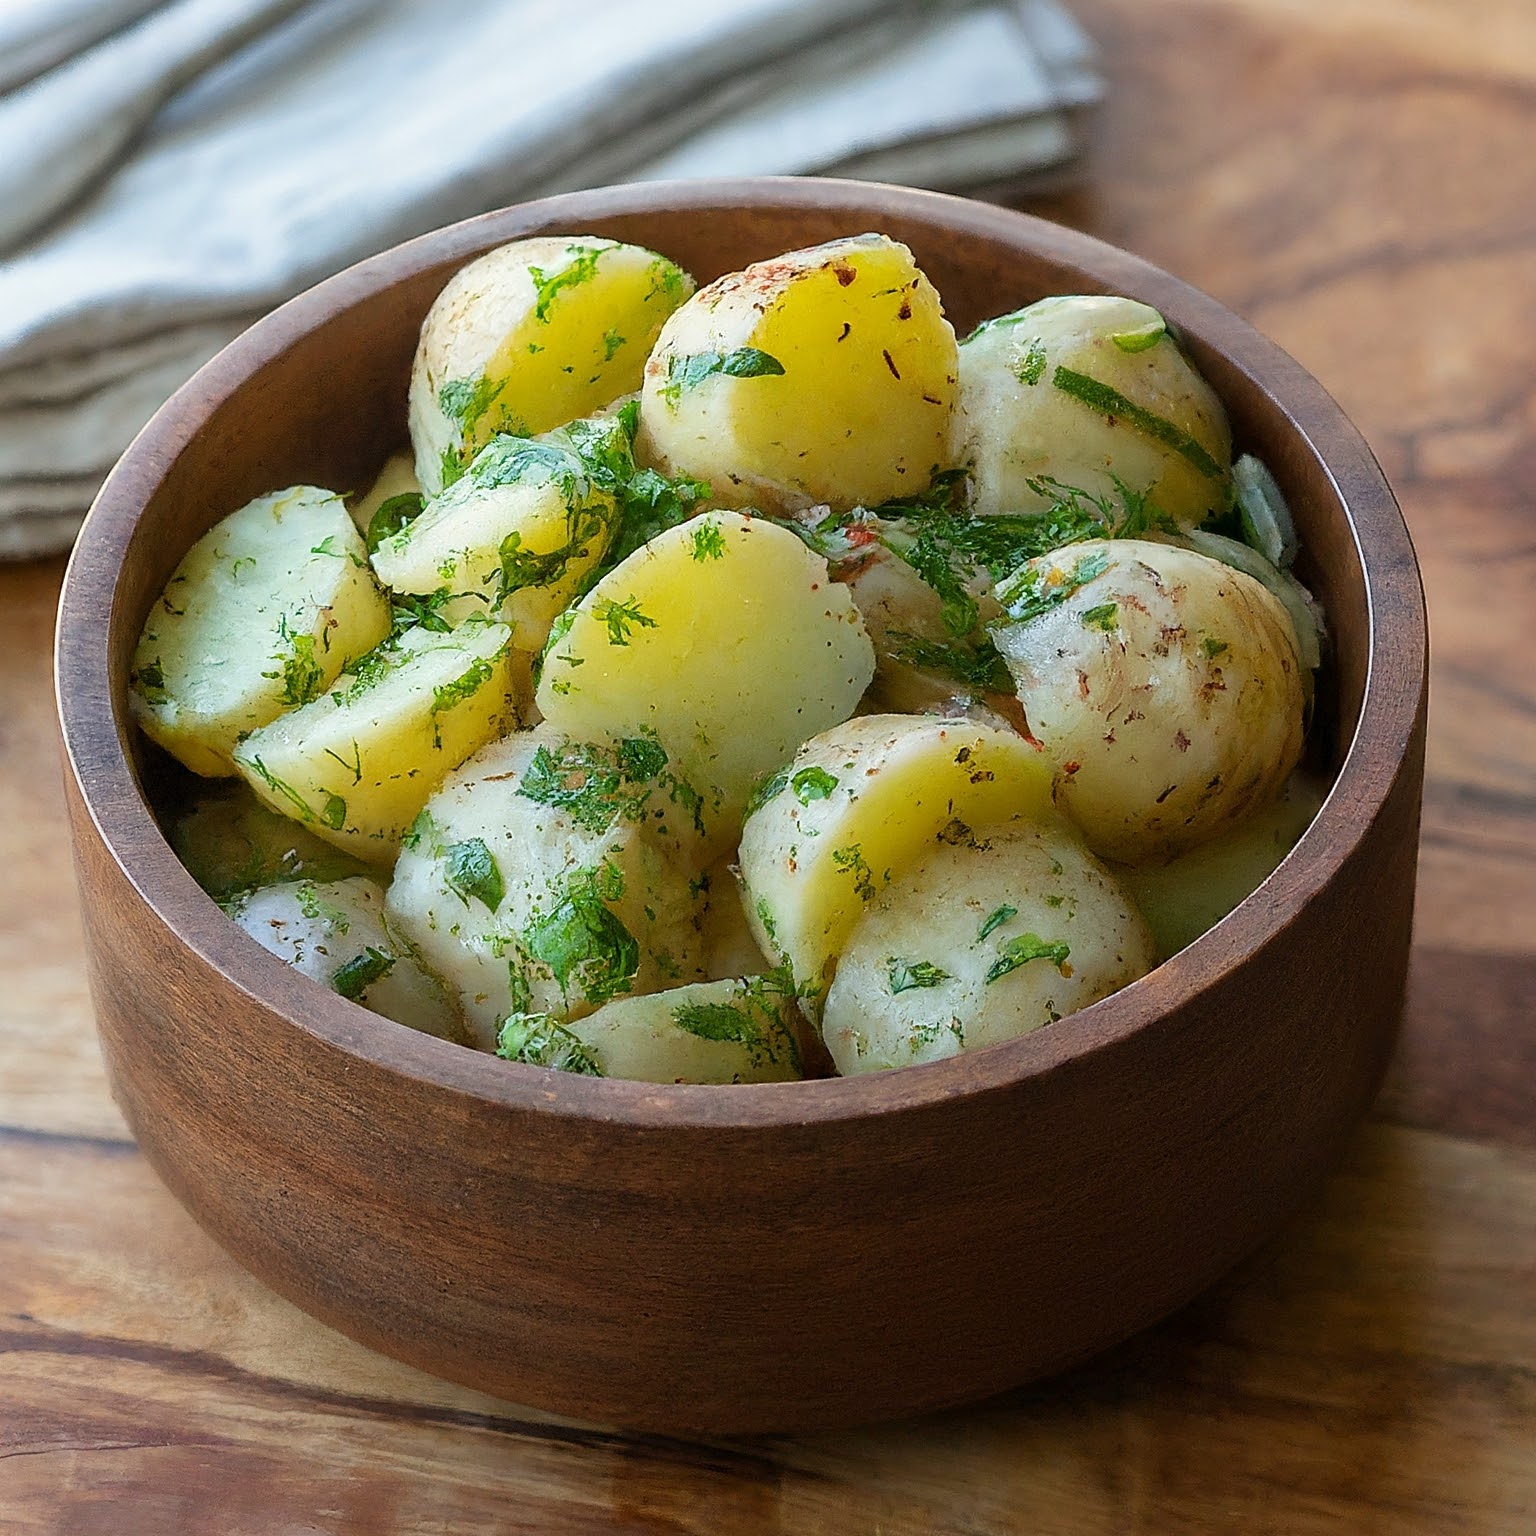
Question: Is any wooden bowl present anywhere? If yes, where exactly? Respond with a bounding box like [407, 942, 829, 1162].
[54, 178, 1426, 1434]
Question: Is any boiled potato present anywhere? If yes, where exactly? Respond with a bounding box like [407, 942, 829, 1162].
[230, 875, 469, 1043]
[167, 781, 371, 904]
[738, 714, 1055, 1008]
[386, 727, 707, 1044]
[233, 620, 523, 864]
[129, 486, 391, 776]
[823, 819, 1154, 1074]
[958, 295, 1231, 525]
[837, 528, 1008, 710]
[497, 975, 804, 1084]
[636, 233, 958, 513]
[537, 511, 875, 845]
[990, 539, 1305, 862]
[1116, 770, 1328, 959]
[350, 451, 421, 542]
[371, 416, 625, 650]
[695, 858, 774, 981]
[410, 236, 693, 494]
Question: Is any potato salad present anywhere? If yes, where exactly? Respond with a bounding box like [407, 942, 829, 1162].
[132, 231, 1327, 1082]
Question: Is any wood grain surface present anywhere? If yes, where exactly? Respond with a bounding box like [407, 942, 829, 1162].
[4, 0, 1534, 1526]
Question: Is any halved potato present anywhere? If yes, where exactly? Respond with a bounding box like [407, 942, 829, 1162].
[386, 728, 706, 1042]
[958, 295, 1231, 525]
[230, 875, 469, 1044]
[989, 539, 1305, 862]
[1115, 770, 1327, 960]
[536, 511, 874, 847]
[636, 233, 958, 513]
[371, 417, 625, 650]
[496, 975, 804, 1084]
[822, 819, 1154, 1074]
[410, 236, 693, 494]
[738, 713, 1055, 1008]
[129, 486, 391, 776]
[233, 620, 523, 863]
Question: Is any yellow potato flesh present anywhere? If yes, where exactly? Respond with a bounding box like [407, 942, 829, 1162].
[130, 486, 390, 777]
[410, 237, 693, 494]
[737, 713, 1056, 1007]
[233, 621, 521, 863]
[535, 512, 874, 849]
[636, 233, 958, 512]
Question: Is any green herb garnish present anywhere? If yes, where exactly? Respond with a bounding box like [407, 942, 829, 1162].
[888, 959, 951, 994]
[442, 837, 505, 911]
[333, 946, 394, 1000]
[1052, 365, 1224, 479]
[986, 933, 1071, 984]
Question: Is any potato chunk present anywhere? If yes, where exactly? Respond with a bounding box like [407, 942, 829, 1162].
[233, 620, 522, 863]
[129, 486, 391, 776]
[371, 416, 625, 651]
[990, 539, 1305, 862]
[536, 512, 875, 847]
[738, 714, 1054, 1009]
[823, 820, 1154, 1075]
[1115, 770, 1327, 960]
[230, 876, 469, 1044]
[410, 236, 693, 494]
[958, 295, 1231, 525]
[386, 728, 706, 1044]
[636, 233, 958, 513]
[495, 976, 804, 1084]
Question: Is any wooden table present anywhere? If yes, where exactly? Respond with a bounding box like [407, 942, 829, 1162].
[4, 0, 1534, 1528]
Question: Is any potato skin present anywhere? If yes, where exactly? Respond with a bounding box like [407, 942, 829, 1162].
[958, 295, 1231, 525]
[636, 233, 958, 513]
[386, 727, 707, 1044]
[130, 485, 391, 776]
[823, 819, 1154, 1075]
[230, 875, 470, 1044]
[738, 713, 1056, 1010]
[990, 538, 1305, 862]
[410, 236, 692, 494]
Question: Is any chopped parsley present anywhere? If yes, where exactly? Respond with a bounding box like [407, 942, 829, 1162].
[689, 522, 726, 562]
[320, 792, 347, 830]
[791, 766, 839, 804]
[243, 755, 313, 822]
[832, 843, 878, 902]
[517, 733, 705, 837]
[746, 764, 791, 818]
[521, 868, 640, 1007]
[671, 970, 803, 1072]
[133, 657, 169, 705]
[1201, 636, 1230, 659]
[1080, 601, 1120, 632]
[332, 946, 394, 1000]
[1112, 317, 1167, 353]
[986, 933, 1071, 984]
[366, 492, 424, 554]
[888, 632, 1013, 693]
[528, 245, 603, 322]
[496, 1012, 603, 1075]
[1014, 338, 1048, 385]
[660, 346, 785, 407]
[268, 618, 325, 707]
[996, 549, 1112, 627]
[591, 595, 657, 646]
[977, 904, 1017, 941]
[888, 959, 951, 993]
[442, 837, 505, 911]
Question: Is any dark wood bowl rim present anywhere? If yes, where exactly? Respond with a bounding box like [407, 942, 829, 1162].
[54, 176, 1425, 1131]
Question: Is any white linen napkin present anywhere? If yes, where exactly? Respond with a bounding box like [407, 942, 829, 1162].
[0, 0, 1100, 558]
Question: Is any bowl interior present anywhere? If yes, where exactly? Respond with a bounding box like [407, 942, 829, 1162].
[60, 178, 1419, 1119]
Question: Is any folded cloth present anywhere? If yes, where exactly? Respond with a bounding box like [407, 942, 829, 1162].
[0, 0, 1100, 558]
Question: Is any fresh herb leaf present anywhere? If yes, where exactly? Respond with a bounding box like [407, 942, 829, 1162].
[689, 522, 726, 562]
[986, 933, 1071, 984]
[832, 843, 877, 902]
[888, 959, 951, 993]
[1201, 635, 1230, 659]
[333, 946, 394, 1000]
[443, 837, 505, 910]
[660, 346, 785, 406]
[521, 871, 640, 1006]
[1080, 601, 1119, 632]
[1111, 318, 1167, 353]
[496, 1012, 603, 1075]
[591, 596, 657, 646]
[977, 904, 1018, 942]
[367, 492, 424, 554]
[133, 657, 169, 705]
[320, 792, 347, 830]
[528, 245, 603, 322]
[996, 549, 1112, 627]
[791, 767, 839, 804]
[1014, 338, 1048, 385]
[1052, 366, 1225, 479]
